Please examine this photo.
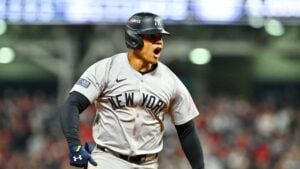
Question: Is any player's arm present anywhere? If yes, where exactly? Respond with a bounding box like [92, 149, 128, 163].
[60, 60, 108, 168]
[60, 91, 90, 146]
[169, 74, 205, 169]
[175, 120, 204, 169]
[60, 91, 97, 167]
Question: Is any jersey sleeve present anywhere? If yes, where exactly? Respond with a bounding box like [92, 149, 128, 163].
[169, 76, 199, 125]
[70, 58, 109, 103]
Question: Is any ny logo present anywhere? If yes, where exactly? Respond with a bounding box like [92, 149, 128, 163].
[73, 155, 83, 162]
[154, 17, 161, 26]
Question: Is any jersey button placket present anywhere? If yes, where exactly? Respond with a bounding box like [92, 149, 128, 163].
[138, 76, 143, 119]
[138, 77, 144, 101]
[131, 77, 143, 155]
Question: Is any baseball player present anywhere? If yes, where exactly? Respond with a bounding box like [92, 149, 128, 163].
[60, 12, 205, 169]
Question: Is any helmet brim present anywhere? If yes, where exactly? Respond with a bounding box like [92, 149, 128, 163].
[138, 28, 171, 35]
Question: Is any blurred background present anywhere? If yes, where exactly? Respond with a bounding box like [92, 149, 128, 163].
[0, 0, 300, 169]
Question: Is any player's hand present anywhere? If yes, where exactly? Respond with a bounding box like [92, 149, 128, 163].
[69, 144, 97, 168]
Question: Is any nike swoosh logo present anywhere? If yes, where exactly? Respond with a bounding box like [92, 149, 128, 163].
[116, 78, 126, 83]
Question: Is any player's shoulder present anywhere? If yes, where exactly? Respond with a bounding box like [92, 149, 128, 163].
[157, 62, 179, 80]
[91, 53, 126, 68]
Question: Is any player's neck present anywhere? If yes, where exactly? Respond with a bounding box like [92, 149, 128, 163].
[127, 51, 155, 73]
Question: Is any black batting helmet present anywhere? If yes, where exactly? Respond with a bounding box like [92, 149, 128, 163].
[125, 12, 170, 49]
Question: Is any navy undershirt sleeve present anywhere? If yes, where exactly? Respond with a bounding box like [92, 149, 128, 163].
[60, 91, 90, 146]
[175, 120, 205, 169]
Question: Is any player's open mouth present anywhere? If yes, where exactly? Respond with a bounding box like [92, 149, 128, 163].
[153, 47, 162, 57]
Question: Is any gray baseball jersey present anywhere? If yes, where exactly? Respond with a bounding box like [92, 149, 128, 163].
[70, 52, 199, 156]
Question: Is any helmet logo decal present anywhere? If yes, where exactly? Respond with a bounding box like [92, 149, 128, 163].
[154, 17, 162, 26]
[129, 18, 141, 23]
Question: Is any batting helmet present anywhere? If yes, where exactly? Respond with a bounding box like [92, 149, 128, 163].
[125, 12, 170, 49]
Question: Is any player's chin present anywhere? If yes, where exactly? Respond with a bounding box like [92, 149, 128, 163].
[150, 56, 159, 64]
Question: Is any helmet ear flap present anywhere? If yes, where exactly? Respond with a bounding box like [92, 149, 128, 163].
[125, 28, 143, 49]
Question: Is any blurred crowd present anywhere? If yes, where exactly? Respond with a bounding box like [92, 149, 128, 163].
[161, 95, 300, 169]
[0, 89, 299, 169]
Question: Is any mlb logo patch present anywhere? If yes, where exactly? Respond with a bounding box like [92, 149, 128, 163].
[76, 78, 91, 88]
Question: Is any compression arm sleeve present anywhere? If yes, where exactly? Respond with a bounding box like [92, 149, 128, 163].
[60, 91, 90, 146]
[175, 120, 205, 169]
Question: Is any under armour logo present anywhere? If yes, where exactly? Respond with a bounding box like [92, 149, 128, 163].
[73, 155, 83, 162]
